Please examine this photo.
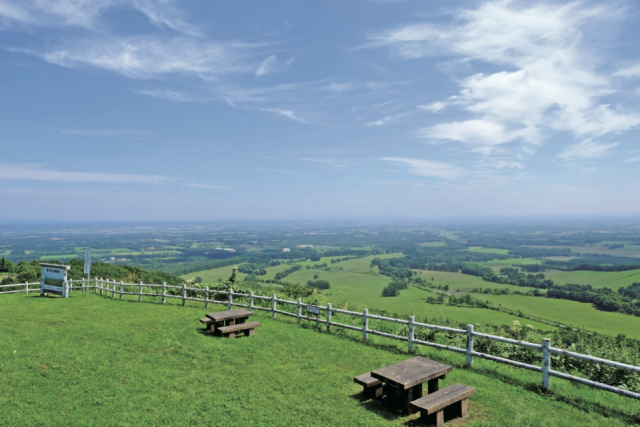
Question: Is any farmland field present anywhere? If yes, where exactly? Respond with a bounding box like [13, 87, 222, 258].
[544, 269, 640, 289]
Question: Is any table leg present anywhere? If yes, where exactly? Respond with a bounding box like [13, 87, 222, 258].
[402, 384, 423, 415]
[428, 378, 439, 394]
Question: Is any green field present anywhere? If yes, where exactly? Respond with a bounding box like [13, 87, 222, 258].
[478, 294, 640, 339]
[468, 247, 510, 255]
[544, 269, 640, 289]
[2, 293, 639, 426]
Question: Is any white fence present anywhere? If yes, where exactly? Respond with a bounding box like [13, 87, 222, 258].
[2, 278, 639, 400]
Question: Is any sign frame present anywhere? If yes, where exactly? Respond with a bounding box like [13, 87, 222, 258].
[39, 263, 71, 298]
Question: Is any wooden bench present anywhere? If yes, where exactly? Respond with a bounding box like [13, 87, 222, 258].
[410, 383, 475, 426]
[354, 373, 383, 399]
[217, 321, 261, 338]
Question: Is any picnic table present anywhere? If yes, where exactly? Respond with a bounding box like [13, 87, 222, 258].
[201, 309, 255, 335]
[371, 356, 452, 415]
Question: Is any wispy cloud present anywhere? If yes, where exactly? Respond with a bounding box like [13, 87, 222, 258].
[182, 183, 227, 190]
[299, 157, 353, 169]
[256, 55, 277, 76]
[260, 108, 306, 123]
[33, 36, 256, 80]
[366, 113, 407, 127]
[557, 139, 618, 160]
[368, 1, 640, 160]
[381, 157, 461, 180]
[136, 89, 212, 102]
[0, 0, 198, 34]
[0, 163, 167, 183]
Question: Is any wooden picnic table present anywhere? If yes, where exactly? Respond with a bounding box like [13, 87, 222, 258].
[371, 356, 452, 415]
[205, 309, 254, 334]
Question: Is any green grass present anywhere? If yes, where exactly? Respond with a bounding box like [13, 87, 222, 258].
[544, 269, 640, 289]
[478, 294, 640, 339]
[1, 294, 639, 426]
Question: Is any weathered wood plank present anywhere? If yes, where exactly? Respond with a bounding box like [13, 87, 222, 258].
[217, 321, 261, 334]
[371, 356, 452, 389]
[410, 383, 475, 415]
[206, 309, 254, 322]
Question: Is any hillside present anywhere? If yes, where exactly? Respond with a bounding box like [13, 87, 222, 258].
[1, 293, 639, 426]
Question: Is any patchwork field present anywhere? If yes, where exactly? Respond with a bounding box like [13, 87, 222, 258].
[1, 294, 638, 426]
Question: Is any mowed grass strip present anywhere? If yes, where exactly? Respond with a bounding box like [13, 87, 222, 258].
[1, 294, 640, 426]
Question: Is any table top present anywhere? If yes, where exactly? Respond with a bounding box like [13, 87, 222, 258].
[206, 309, 254, 321]
[371, 356, 452, 389]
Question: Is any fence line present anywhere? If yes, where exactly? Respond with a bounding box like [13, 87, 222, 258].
[2, 279, 639, 400]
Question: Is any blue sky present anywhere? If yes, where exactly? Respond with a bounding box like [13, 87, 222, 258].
[1, 0, 640, 222]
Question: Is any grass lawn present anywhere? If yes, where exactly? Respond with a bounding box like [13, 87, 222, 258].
[1, 294, 639, 426]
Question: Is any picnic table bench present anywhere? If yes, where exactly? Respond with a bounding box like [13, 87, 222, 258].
[410, 383, 476, 426]
[199, 309, 260, 338]
[370, 356, 452, 415]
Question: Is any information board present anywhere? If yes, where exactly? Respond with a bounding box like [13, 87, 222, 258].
[40, 263, 70, 298]
[84, 249, 91, 275]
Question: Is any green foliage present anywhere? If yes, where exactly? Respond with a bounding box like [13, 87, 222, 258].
[307, 279, 330, 290]
[0, 256, 14, 273]
[381, 279, 407, 297]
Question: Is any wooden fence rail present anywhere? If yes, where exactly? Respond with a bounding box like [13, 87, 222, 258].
[2, 279, 639, 400]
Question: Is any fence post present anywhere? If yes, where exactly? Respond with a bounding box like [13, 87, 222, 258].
[138, 281, 143, 302]
[182, 284, 186, 306]
[408, 316, 415, 353]
[249, 291, 254, 311]
[69, 279, 73, 294]
[228, 288, 233, 310]
[112, 281, 117, 299]
[326, 303, 332, 332]
[100, 278, 103, 296]
[272, 294, 277, 318]
[205, 286, 210, 309]
[297, 299, 302, 323]
[162, 282, 166, 305]
[542, 338, 551, 390]
[25, 281, 29, 295]
[119, 281, 123, 301]
[82, 278, 85, 294]
[466, 324, 474, 367]
[363, 309, 368, 341]
[95, 278, 98, 294]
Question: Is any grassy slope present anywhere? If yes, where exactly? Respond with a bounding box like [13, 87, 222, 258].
[1, 293, 639, 426]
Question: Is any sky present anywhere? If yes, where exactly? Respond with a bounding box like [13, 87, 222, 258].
[1, 0, 640, 222]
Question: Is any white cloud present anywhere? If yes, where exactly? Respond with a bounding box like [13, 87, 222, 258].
[323, 82, 355, 93]
[381, 157, 461, 180]
[0, 163, 167, 184]
[368, 1, 639, 160]
[623, 155, 640, 163]
[419, 101, 446, 113]
[136, 89, 211, 102]
[366, 113, 407, 127]
[0, 1, 35, 25]
[261, 108, 306, 123]
[256, 55, 277, 76]
[0, 0, 198, 34]
[614, 64, 640, 78]
[38, 36, 255, 79]
[420, 119, 515, 147]
[557, 139, 618, 160]
[131, 0, 200, 36]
